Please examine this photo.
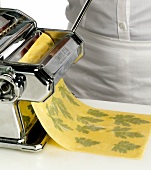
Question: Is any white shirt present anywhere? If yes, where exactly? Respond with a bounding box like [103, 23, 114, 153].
[66, 0, 151, 41]
[64, 0, 151, 105]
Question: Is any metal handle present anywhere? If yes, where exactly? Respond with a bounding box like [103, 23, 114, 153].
[71, 0, 92, 32]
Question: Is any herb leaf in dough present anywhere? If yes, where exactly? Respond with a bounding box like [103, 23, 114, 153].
[27, 104, 35, 114]
[52, 97, 73, 120]
[112, 126, 144, 139]
[59, 85, 80, 106]
[112, 141, 141, 153]
[87, 109, 108, 117]
[75, 137, 100, 147]
[111, 115, 150, 126]
[76, 125, 105, 134]
[77, 115, 104, 124]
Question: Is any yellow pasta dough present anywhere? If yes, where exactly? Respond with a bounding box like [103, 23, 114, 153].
[19, 33, 54, 64]
[19, 32, 151, 159]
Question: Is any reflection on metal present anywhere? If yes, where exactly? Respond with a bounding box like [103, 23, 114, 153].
[0, 0, 92, 152]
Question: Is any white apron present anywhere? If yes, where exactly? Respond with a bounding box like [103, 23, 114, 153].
[64, 23, 151, 105]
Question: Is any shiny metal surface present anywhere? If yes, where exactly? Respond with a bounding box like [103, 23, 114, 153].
[0, 65, 26, 102]
[71, 0, 92, 32]
[40, 30, 83, 85]
[0, 8, 36, 54]
[0, 102, 25, 139]
[0, 0, 90, 151]
[0, 10, 84, 151]
[3, 28, 84, 100]
[0, 132, 50, 152]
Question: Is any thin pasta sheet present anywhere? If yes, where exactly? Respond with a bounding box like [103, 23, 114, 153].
[19, 33, 151, 159]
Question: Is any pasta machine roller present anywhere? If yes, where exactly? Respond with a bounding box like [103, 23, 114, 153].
[0, 0, 92, 151]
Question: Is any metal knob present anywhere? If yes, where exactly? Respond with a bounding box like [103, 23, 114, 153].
[0, 66, 26, 102]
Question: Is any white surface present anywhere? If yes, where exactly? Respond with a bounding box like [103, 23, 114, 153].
[0, 99, 151, 170]
[1, 0, 69, 29]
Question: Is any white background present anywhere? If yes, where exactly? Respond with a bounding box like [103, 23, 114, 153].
[1, 0, 69, 29]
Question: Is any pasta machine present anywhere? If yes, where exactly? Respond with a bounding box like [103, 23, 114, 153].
[0, 0, 92, 151]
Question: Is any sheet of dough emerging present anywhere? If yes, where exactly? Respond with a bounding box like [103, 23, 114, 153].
[20, 33, 151, 159]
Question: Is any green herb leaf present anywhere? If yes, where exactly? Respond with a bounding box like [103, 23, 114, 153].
[22, 115, 32, 130]
[87, 109, 108, 117]
[27, 104, 35, 114]
[52, 97, 73, 120]
[51, 117, 73, 132]
[59, 85, 80, 106]
[75, 137, 100, 147]
[112, 141, 141, 153]
[111, 114, 150, 126]
[76, 125, 105, 134]
[112, 126, 144, 139]
[77, 115, 103, 124]
[76, 125, 89, 134]
[46, 103, 58, 116]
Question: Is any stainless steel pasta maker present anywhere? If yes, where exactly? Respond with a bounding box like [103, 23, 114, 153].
[0, 0, 92, 151]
